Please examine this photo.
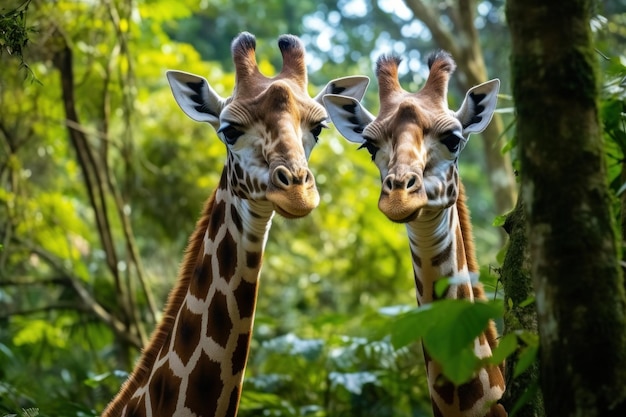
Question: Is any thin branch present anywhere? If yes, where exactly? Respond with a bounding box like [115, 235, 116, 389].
[0, 277, 72, 286]
[1, 303, 90, 318]
[403, 0, 461, 58]
[8, 237, 142, 349]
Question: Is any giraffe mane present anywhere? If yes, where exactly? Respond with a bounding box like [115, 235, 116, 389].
[457, 182, 501, 353]
[456, 182, 478, 273]
[104, 189, 217, 415]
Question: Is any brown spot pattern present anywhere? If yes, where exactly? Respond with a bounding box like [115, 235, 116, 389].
[432, 400, 444, 417]
[230, 205, 243, 234]
[234, 278, 258, 319]
[412, 251, 422, 268]
[148, 364, 181, 416]
[206, 290, 233, 348]
[126, 395, 146, 417]
[414, 271, 424, 298]
[185, 352, 223, 415]
[232, 333, 251, 375]
[431, 242, 452, 267]
[158, 330, 173, 361]
[456, 283, 471, 300]
[217, 231, 237, 282]
[458, 377, 484, 411]
[234, 163, 244, 180]
[218, 169, 228, 190]
[488, 365, 505, 390]
[446, 167, 455, 181]
[226, 386, 241, 417]
[433, 375, 455, 405]
[173, 305, 202, 366]
[190, 254, 213, 300]
[446, 183, 455, 198]
[246, 251, 261, 269]
[209, 200, 226, 241]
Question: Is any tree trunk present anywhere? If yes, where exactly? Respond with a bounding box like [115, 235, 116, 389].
[500, 198, 544, 417]
[507, 0, 626, 416]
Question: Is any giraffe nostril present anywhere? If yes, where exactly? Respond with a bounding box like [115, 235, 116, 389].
[407, 176, 416, 188]
[272, 166, 293, 189]
[385, 177, 394, 191]
[278, 171, 289, 186]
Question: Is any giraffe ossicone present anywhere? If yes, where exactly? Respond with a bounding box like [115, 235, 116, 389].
[102, 32, 368, 417]
[324, 51, 507, 417]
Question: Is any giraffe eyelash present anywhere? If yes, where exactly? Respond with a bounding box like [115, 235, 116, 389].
[310, 121, 329, 141]
[358, 137, 380, 161]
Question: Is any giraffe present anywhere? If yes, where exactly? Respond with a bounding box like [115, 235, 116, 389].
[101, 32, 368, 417]
[323, 51, 506, 417]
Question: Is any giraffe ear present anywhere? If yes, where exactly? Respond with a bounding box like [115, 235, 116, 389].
[166, 70, 227, 129]
[323, 94, 375, 144]
[455, 79, 500, 136]
[314, 75, 370, 106]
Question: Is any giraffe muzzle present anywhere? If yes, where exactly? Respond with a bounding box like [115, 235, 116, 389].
[379, 172, 428, 223]
[266, 165, 319, 218]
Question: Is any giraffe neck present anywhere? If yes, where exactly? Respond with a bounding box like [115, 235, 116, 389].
[406, 205, 473, 305]
[103, 170, 275, 417]
[405, 192, 506, 417]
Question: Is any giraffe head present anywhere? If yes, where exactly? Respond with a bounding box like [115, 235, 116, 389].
[167, 32, 369, 218]
[324, 51, 499, 222]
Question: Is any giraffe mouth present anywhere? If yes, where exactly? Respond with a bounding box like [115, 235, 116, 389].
[272, 203, 313, 219]
[266, 164, 320, 218]
[379, 189, 427, 223]
[391, 209, 420, 223]
[266, 185, 320, 218]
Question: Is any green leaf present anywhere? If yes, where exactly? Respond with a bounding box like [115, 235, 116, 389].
[492, 213, 507, 227]
[434, 279, 451, 299]
[514, 344, 539, 378]
[488, 333, 518, 365]
[518, 297, 535, 308]
[438, 349, 482, 385]
[422, 300, 502, 360]
[389, 300, 503, 384]
[389, 305, 435, 349]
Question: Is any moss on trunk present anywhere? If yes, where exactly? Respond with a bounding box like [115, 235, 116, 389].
[500, 198, 544, 417]
[507, 0, 626, 415]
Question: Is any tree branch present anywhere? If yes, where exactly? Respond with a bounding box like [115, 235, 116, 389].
[7, 237, 142, 349]
[403, 0, 461, 58]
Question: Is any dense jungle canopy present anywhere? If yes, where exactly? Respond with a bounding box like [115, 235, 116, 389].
[1, 0, 625, 416]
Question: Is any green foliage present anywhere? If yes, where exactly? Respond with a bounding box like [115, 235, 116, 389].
[0, 0, 36, 79]
[2, 0, 624, 415]
[241, 318, 431, 417]
[386, 299, 502, 385]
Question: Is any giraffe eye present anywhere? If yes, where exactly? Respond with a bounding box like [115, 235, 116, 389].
[358, 137, 380, 161]
[218, 124, 244, 145]
[310, 121, 328, 142]
[441, 131, 463, 153]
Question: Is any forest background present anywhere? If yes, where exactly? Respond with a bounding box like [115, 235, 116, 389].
[1, 0, 625, 416]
